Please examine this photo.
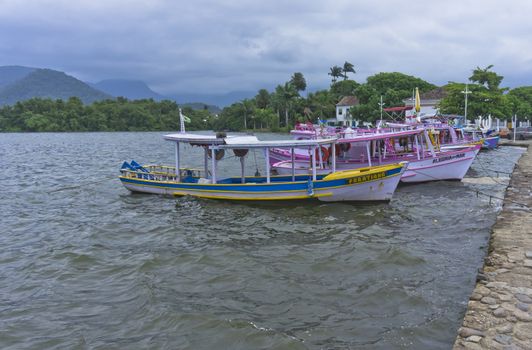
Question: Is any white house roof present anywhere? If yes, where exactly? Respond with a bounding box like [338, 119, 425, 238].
[336, 96, 359, 107]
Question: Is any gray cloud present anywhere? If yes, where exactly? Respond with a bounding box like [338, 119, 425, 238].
[1, 0, 531, 95]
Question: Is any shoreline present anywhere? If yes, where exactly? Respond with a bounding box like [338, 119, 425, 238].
[454, 139, 532, 349]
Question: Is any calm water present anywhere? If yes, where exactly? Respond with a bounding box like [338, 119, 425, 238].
[0, 132, 524, 349]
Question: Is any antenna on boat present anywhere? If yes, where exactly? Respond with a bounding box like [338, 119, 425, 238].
[414, 87, 421, 123]
[461, 83, 471, 125]
[179, 108, 186, 133]
[378, 95, 385, 122]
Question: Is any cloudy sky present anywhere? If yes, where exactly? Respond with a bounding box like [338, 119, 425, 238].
[1, 0, 531, 95]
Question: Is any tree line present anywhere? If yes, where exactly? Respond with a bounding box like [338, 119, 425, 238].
[1, 63, 531, 133]
[0, 97, 214, 132]
[214, 64, 532, 131]
[439, 65, 532, 119]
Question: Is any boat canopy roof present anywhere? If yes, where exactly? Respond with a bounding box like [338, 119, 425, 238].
[219, 136, 337, 149]
[341, 129, 425, 143]
[164, 133, 226, 145]
[383, 106, 413, 112]
[163, 132, 337, 149]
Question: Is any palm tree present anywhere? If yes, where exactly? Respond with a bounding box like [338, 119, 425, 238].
[342, 61, 356, 80]
[290, 72, 307, 92]
[328, 66, 343, 84]
[274, 83, 298, 127]
[255, 89, 270, 109]
[240, 99, 254, 130]
[307, 90, 335, 121]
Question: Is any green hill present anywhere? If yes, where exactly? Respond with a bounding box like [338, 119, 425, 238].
[0, 68, 111, 105]
[0, 65, 37, 88]
[181, 102, 221, 114]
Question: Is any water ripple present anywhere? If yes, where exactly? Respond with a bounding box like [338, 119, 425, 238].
[0, 133, 524, 349]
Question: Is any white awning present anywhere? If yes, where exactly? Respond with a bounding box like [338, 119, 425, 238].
[163, 133, 225, 145]
[218, 137, 338, 149]
[164, 132, 337, 148]
[340, 129, 424, 142]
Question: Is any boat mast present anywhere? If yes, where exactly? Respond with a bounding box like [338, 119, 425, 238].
[175, 142, 180, 181]
[179, 108, 186, 133]
[414, 135, 420, 160]
[204, 148, 209, 180]
[240, 155, 245, 184]
[331, 142, 336, 172]
[311, 146, 317, 181]
[461, 84, 471, 125]
[211, 147, 217, 184]
[265, 148, 271, 183]
[366, 141, 372, 167]
[291, 148, 296, 182]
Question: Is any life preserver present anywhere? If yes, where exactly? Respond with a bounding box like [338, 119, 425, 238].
[389, 138, 396, 151]
[331, 145, 341, 157]
[314, 146, 329, 163]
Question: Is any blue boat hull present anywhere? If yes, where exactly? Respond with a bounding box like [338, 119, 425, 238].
[119, 163, 406, 202]
[482, 136, 500, 149]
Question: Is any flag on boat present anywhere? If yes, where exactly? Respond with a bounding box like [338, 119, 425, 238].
[180, 110, 191, 123]
[415, 87, 421, 113]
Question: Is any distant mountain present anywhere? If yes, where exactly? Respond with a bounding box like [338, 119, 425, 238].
[91, 79, 222, 112]
[91, 79, 165, 101]
[0, 65, 251, 109]
[172, 90, 257, 108]
[180, 102, 221, 114]
[0, 68, 111, 105]
[0, 65, 37, 88]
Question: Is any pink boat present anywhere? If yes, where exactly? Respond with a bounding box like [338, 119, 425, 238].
[272, 128, 481, 182]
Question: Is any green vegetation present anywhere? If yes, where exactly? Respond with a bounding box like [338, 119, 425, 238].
[350, 72, 436, 121]
[439, 65, 532, 119]
[0, 97, 214, 132]
[214, 66, 438, 130]
[1, 63, 531, 133]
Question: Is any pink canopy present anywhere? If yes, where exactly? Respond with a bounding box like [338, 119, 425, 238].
[383, 106, 413, 112]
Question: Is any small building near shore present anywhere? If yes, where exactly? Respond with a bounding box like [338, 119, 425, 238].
[330, 96, 359, 126]
[403, 87, 447, 118]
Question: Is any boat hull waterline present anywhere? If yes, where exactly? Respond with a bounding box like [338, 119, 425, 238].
[119, 163, 407, 202]
[273, 147, 480, 182]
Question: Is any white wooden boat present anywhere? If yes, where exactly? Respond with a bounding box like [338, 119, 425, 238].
[119, 133, 407, 202]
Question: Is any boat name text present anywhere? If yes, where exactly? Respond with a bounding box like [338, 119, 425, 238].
[347, 172, 385, 184]
[432, 153, 465, 164]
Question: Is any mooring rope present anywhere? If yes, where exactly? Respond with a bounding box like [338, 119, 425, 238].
[408, 157, 531, 210]
[472, 155, 531, 210]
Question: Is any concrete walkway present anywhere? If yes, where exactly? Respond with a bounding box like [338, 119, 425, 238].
[454, 141, 532, 349]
